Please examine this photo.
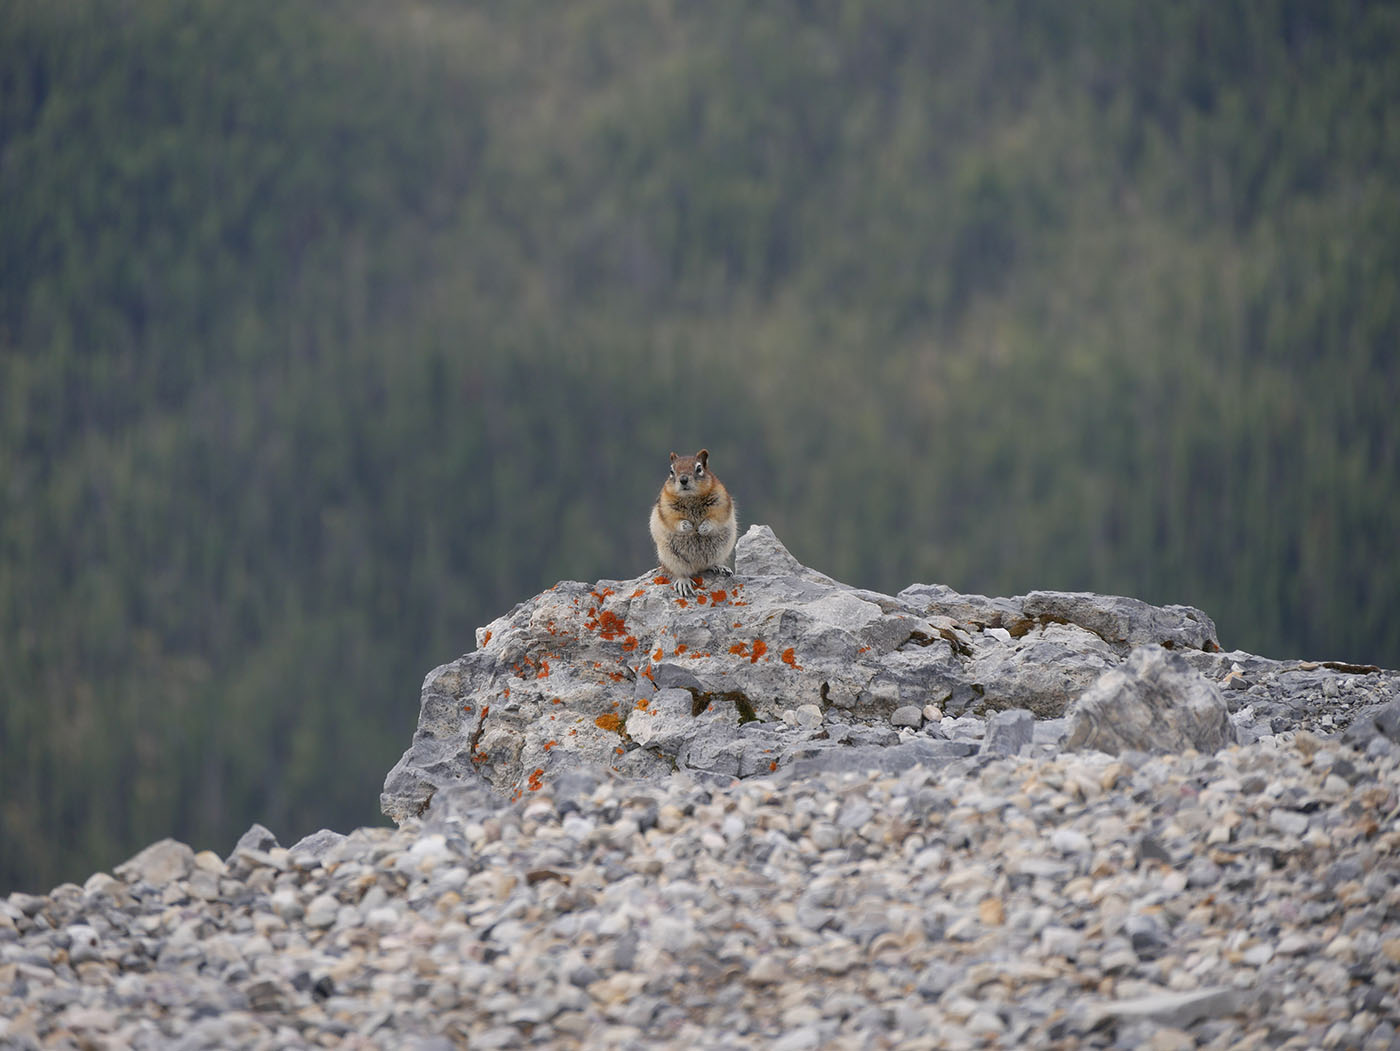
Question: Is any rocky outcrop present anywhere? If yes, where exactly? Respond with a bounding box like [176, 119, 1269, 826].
[381, 525, 1394, 822]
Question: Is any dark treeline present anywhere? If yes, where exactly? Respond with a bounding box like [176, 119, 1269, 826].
[3, 0, 1397, 892]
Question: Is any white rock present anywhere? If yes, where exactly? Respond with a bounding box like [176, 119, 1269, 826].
[304, 894, 340, 928]
[1051, 828, 1092, 854]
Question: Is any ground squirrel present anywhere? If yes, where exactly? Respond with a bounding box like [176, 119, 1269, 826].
[649, 449, 737, 597]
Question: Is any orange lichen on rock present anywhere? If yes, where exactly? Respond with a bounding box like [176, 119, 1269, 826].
[595, 712, 620, 733]
[589, 609, 629, 640]
[654, 576, 671, 586]
[631, 589, 646, 598]
[674, 643, 688, 655]
[781, 647, 802, 669]
[729, 643, 750, 658]
[482, 631, 493, 646]
[750, 639, 767, 663]
[527, 768, 545, 791]
[636, 698, 649, 710]
[769, 760, 778, 772]
[513, 654, 552, 679]
[622, 635, 639, 652]
[544, 740, 557, 750]
[652, 647, 665, 661]
[708, 590, 728, 605]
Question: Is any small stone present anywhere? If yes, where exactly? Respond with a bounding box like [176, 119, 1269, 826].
[981, 709, 1034, 756]
[191, 851, 227, 875]
[1149, 1028, 1196, 1051]
[1095, 987, 1243, 1027]
[187, 869, 222, 901]
[891, 705, 923, 728]
[8, 892, 46, 917]
[836, 798, 875, 830]
[1276, 933, 1312, 956]
[1268, 809, 1309, 837]
[114, 839, 195, 886]
[749, 956, 784, 984]
[1323, 934, 1355, 961]
[305, 894, 340, 928]
[1185, 857, 1221, 888]
[65, 925, 100, 963]
[978, 897, 1005, 926]
[1041, 926, 1084, 958]
[289, 829, 347, 863]
[1125, 914, 1170, 959]
[366, 905, 400, 931]
[772, 1025, 822, 1051]
[269, 889, 303, 921]
[1099, 761, 1128, 790]
[1320, 774, 1349, 797]
[81, 872, 120, 897]
[1241, 943, 1273, 967]
[230, 823, 280, 858]
[966, 1010, 1005, 1036]
[1052, 828, 1092, 854]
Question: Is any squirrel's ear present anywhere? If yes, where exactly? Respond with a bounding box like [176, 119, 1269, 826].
[669, 451, 679, 464]
[697, 449, 709, 467]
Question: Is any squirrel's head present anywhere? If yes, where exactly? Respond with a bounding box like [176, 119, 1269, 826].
[666, 449, 711, 493]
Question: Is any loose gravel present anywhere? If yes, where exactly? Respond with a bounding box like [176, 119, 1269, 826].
[4, 724, 1399, 1049]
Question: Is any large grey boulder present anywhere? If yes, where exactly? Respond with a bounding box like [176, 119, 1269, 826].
[381, 525, 1394, 821]
[1064, 646, 1237, 755]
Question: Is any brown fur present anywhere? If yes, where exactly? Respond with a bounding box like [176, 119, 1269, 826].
[648, 449, 738, 596]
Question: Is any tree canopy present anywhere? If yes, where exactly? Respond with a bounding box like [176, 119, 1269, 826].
[3, 0, 1397, 892]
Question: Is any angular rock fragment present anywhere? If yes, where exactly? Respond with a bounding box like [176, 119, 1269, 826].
[1065, 646, 1237, 756]
[114, 838, 195, 887]
[982, 708, 1034, 755]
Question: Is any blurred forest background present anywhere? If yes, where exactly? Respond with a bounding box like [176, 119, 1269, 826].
[3, 0, 1398, 893]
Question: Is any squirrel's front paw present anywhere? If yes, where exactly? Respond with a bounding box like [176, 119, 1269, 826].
[712, 565, 735, 577]
[697, 519, 714, 536]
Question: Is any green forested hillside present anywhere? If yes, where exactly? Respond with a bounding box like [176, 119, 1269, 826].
[3, 0, 1397, 892]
